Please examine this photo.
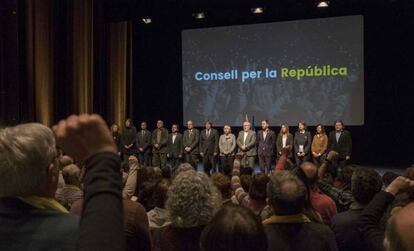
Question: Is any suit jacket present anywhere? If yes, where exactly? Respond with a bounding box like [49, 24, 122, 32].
[0, 197, 79, 251]
[328, 130, 352, 159]
[183, 129, 200, 154]
[256, 129, 276, 156]
[237, 130, 257, 156]
[276, 133, 294, 158]
[199, 128, 219, 155]
[136, 129, 152, 152]
[168, 133, 183, 158]
[294, 131, 312, 155]
[152, 128, 169, 154]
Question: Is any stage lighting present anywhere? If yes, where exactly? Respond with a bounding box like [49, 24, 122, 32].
[317, 1, 329, 8]
[193, 12, 205, 19]
[251, 7, 264, 14]
[142, 18, 152, 24]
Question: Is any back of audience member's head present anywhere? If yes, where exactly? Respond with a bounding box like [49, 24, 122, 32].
[267, 171, 307, 215]
[152, 166, 163, 181]
[200, 205, 268, 251]
[166, 170, 221, 228]
[240, 174, 253, 192]
[0, 123, 58, 197]
[211, 173, 232, 200]
[173, 163, 193, 177]
[62, 164, 81, 186]
[59, 155, 74, 169]
[351, 167, 382, 204]
[300, 162, 318, 186]
[152, 179, 170, 209]
[385, 203, 414, 251]
[342, 165, 356, 185]
[249, 173, 269, 201]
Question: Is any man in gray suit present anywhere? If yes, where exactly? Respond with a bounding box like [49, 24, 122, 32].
[199, 121, 219, 175]
[167, 124, 183, 171]
[237, 121, 257, 174]
[257, 119, 276, 174]
[182, 120, 200, 169]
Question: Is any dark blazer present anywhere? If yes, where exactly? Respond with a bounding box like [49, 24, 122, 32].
[0, 197, 79, 251]
[168, 133, 183, 158]
[152, 128, 169, 154]
[136, 129, 152, 152]
[328, 130, 352, 158]
[183, 129, 200, 154]
[199, 128, 219, 155]
[294, 131, 312, 155]
[264, 222, 338, 251]
[256, 129, 276, 156]
[276, 133, 294, 158]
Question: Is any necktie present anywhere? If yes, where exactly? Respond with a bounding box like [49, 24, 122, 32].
[207, 129, 210, 137]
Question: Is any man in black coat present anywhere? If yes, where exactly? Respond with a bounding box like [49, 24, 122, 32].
[167, 124, 183, 171]
[256, 119, 276, 174]
[136, 121, 152, 167]
[199, 121, 219, 175]
[327, 121, 352, 169]
[182, 120, 200, 169]
[293, 122, 312, 165]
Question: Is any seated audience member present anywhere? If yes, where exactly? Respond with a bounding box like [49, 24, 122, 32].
[358, 176, 414, 251]
[330, 167, 382, 251]
[200, 205, 268, 251]
[211, 172, 234, 205]
[152, 170, 221, 251]
[0, 123, 79, 250]
[55, 164, 83, 209]
[231, 167, 272, 221]
[300, 162, 337, 224]
[382, 171, 399, 188]
[264, 171, 338, 251]
[147, 179, 171, 229]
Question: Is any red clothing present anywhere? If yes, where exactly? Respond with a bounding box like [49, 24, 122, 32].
[309, 187, 337, 225]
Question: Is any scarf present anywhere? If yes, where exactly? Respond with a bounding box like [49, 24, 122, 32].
[18, 195, 69, 213]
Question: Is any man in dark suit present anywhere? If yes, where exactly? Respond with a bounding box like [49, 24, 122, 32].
[136, 121, 152, 167]
[327, 120, 352, 169]
[182, 120, 200, 169]
[151, 120, 169, 169]
[199, 121, 219, 175]
[167, 124, 183, 171]
[294, 121, 312, 165]
[256, 119, 276, 174]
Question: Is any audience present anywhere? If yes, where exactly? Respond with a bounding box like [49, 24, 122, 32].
[0, 123, 79, 250]
[330, 167, 382, 251]
[200, 204, 268, 251]
[152, 169, 221, 251]
[55, 163, 83, 209]
[264, 171, 338, 251]
[211, 172, 234, 205]
[147, 179, 171, 229]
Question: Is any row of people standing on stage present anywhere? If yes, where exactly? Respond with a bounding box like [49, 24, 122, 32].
[110, 118, 352, 175]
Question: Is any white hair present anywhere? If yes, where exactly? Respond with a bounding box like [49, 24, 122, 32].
[0, 123, 57, 196]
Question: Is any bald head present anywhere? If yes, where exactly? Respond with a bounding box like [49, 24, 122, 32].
[62, 164, 81, 186]
[385, 203, 414, 251]
[300, 162, 318, 185]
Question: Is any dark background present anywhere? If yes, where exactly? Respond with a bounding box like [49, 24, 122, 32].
[1, 0, 413, 167]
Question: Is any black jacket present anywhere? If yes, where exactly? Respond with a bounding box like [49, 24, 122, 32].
[276, 133, 294, 158]
[264, 222, 338, 251]
[199, 129, 219, 155]
[183, 129, 200, 154]
[256, 129, 276, 156]
[327, 130, 352, 159]
[167, 133, 183, 158]
[294, 131, 312, 155]
[136, 129, 151, 152]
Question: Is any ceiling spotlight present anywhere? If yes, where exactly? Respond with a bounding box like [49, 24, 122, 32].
[317, 1, 329, 8]
[142, 18, 152, 24]
[193, 12, 205, 19]
[251, 7, 264, 14]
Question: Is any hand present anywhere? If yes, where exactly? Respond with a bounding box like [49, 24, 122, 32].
[178, 154, 182, 158]
[53, 114, 117, 163]
[200, 152, 204, 157]
[242, 146, 246, 151]
[281, 146, 292, 156]
[167, 154, 170, 158]
[385, 176, 414, 196]
[213, 152, 217, 156]
[326, 151, 339, 161]
[139, 147, 143, 152]
[154, 144, 159, 149]
[345, 156, 350, 160]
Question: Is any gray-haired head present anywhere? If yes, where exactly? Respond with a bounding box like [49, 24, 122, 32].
[166, 170, 221, 228]
[0, 123, 57, 197]
[267, 171, 307, 215]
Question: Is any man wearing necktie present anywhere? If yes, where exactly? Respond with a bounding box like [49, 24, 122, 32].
[151, 120, 169, 169]
[236, 121, 257, 174]
[136, 121, 151, 166]
[327, 120, 352, 171]
[257, 119, 276, 174]
[200, 121, 219, 175]
[167, 124, 183, 171]
[182, 120, 200, 169]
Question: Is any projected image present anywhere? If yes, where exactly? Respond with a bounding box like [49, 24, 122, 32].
[182, 15, 364, 126]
